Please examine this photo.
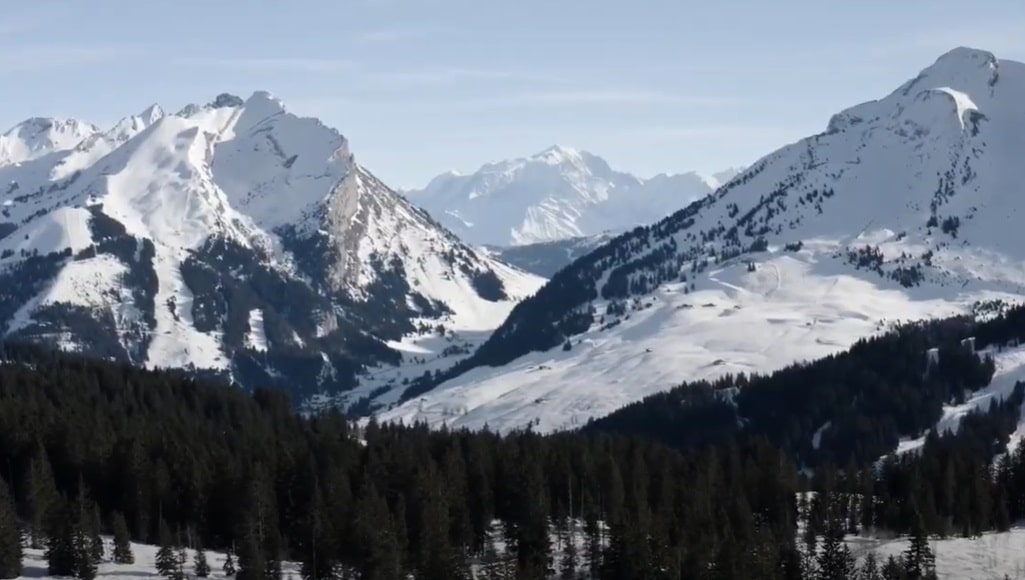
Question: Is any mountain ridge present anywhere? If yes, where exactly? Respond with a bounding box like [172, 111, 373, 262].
[0, 91, 542, 399]
[376, 46, 1025, 432]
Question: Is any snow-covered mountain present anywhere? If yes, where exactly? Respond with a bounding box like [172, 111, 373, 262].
[374, 47, 1025, 432]
[407, 147, 723, 246]
[0, 117, 100, 165]
[0, 92, 542, 399]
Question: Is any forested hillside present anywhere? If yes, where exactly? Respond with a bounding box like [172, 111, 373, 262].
[0, 331, 1024, 579]
[587, 304, 1025, 467]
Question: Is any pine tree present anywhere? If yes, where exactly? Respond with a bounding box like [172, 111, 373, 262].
[0, 479, 23, 579]
[194, 546, 210, 578]
[86, 502, 104, 564]
[352, 480, 401, 580]
[237, 526, 266, 580]
[175, 545, 188, 580]
[155, 520, 178, 579]
[558, 526, 578, 580]
[512, 460, 551, 579]
[881, 555, 905, 580]
[410, 466, 468, 580]
[299, 488, 326, 580]
[73, 524, 98, 580]
[817, 517, 855, 580]
[222, 548, 237, 577]
[112, 512, 134, 564]
[902, 516, 936, 580]
[859, 552, 882, 580]
[45, 497, 77, 577]
[24, 443, 58, 549]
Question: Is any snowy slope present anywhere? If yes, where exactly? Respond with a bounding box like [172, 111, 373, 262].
[0, 92, 541, 398]
[18, 540, 299, 580]
[407, 146, 723, 246]
[378, 47, 1025, 432]
[848, 528, 1025, 580]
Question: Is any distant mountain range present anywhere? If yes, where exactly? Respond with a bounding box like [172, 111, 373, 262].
[406, 146, 741, 247]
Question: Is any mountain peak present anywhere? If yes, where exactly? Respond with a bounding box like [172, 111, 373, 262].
[933, 46, 997, 68]
[910, 45, 1000, 92]
[246, 90, 284, 107]
[138, 104, 165, 124]
[236, 91, 290, 128]
[3, 117, 96, 138]
[0, 117, 99, 164]
[534, 145, 584, 164]
[210, 93, 245, 109]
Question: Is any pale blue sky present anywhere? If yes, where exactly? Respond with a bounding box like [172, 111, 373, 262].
[2, 0, 1023, 188]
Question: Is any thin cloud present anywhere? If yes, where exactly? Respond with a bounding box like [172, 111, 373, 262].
[352, 27, 425, 45]
[515, 90, 747, 106]
[626, 125, 798, 139]
[369, 66, 555, 87]
[0, 19, 34, 36]
[285, 89, 748, 115]
[863, 20, 1025, 61]
[182, 56, 359, 73]
[0, 1, 83, 38]
[0, 45, 126, 73]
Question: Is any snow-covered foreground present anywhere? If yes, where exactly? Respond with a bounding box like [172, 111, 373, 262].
[16, 529, 1025, 580]
[850, 528, 1025, 580]
[17, 541, 299, 580]
[14, 526, 588, 580]
[379, 247, 1017, 433]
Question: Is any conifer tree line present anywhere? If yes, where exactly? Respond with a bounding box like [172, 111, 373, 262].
[587, 309, 1024, 467]
[0, 300, 1024, 578]
[0, 342, 808, 578]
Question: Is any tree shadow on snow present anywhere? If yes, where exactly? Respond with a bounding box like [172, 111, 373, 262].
[19, 564, 50, 578]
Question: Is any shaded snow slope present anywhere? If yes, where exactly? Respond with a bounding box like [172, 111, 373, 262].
[407, 146, 726, 246]
[378, 47, 1025, 432]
